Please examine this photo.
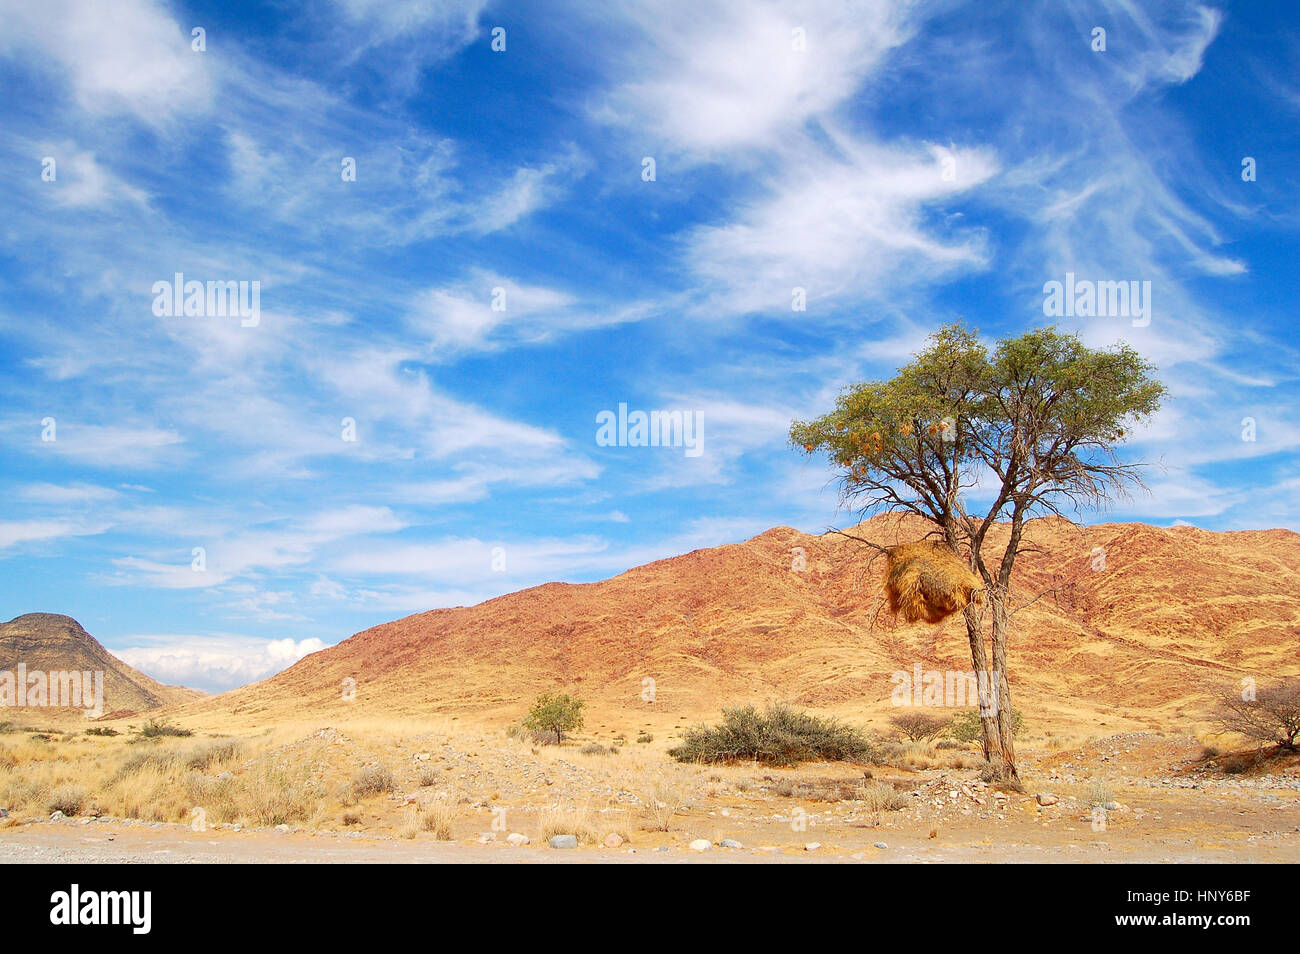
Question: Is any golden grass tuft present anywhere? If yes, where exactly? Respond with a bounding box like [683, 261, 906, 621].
[884, 541, 982, 624]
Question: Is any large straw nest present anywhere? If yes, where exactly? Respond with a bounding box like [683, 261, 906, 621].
[884, 541, 982, 624]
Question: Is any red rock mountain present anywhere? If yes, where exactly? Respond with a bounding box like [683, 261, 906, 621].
[186, 517, 1300, 732]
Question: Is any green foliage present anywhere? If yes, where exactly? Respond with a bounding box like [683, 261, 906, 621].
[669, 703, 875, 767]
[948, 708, 1024, 744]
[522, 693, 586, 744]
[789, 322, 1166, 523]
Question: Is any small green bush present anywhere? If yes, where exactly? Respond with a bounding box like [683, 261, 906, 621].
[669, 703, 874, 767]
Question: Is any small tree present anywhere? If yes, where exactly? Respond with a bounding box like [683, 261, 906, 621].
[1214, 680, 1300, 751]
[523, 692, 585, 744]
[792, 323, 1165, 780]
[890, 711, 950, 743]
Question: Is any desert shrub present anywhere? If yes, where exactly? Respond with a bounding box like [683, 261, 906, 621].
[948, 708, 1024, 745]
[636, 732, 653, 744]
[416, 765, 439, 787]
[1213, 680, 1300, 751]
[85, 727, 118, 737]
[139, 718, 191, 738]
[349, 764, 395, 798]
[889, 711, 950, 743]
[669, 703, 874, 767]
[46, 783, 87, 816]
[522, 693, 586, 744]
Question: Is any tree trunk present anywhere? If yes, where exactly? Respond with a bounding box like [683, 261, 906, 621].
[961, 603, 1001, 767]
[988, 589, 1017, 779]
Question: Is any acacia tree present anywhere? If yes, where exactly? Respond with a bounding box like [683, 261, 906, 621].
[790, 324, 1165, 780]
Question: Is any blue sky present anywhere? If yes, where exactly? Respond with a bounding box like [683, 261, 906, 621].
[1, 0, 1297, 692]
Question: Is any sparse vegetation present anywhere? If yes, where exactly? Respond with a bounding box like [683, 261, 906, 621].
[85, 727, 119, 736]
[641, 780, 688, 832]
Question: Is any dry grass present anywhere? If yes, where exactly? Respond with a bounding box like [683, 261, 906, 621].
[421, 798, 456, 839]
[641, 779, 689, 832]
[856, 781, 909, 813]
[539, 805, 598, 844]
[884, 541, 982, 624]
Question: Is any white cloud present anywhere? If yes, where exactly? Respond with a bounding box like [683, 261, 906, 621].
[0, 0, 214, 123]
[115, 633, 326, 693]
[25, 420, 185, 469]
[18, 482, 120, 505]
[594, 0, 912, 157]
[687, 137, 998, 315]
[40, 146, 150, 209]
[0, 519, 109, 551]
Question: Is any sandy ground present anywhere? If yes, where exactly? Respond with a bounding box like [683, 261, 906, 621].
[2, 793, 1297, 863]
